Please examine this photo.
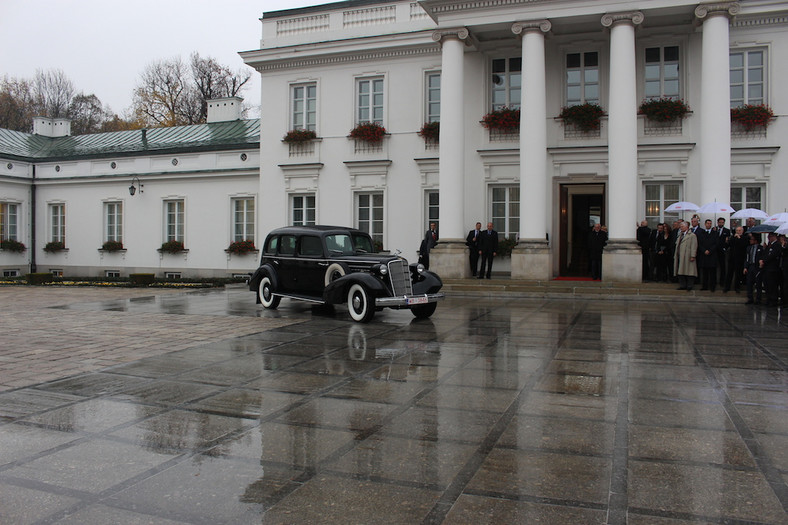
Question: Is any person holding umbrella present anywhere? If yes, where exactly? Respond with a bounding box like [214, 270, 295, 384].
[674, 220, 698, 291]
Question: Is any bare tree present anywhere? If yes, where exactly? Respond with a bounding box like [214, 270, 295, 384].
[33, 69, 75, 118]
[69, 93, 111, 135]
[190, 52, 251, 121]
[0, 76, 36, 131]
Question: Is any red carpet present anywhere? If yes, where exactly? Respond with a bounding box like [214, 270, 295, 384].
[553, 276, 595, 281]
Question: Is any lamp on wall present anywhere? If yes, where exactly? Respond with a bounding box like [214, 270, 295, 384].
[129, 176, 143, 196]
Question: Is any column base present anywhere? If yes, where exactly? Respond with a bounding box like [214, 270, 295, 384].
[601, 240, 641, 283]
[430, 240, 471, 279]
[511, 239, 551, 280]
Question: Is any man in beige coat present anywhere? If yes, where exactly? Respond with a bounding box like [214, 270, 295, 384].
[674, 220, 698, 291]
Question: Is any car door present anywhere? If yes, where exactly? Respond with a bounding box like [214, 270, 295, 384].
[274, 234, 298, 292]
[294, 234, 326, 295]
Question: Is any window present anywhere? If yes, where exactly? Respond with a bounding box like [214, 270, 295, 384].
[566, 52, 599, 106]
[730, 50, 765, 107]
[299, 235, 323, 257]
[291, 83, 317, 131]
[491, 57, 521, 110]
[3, 269, 20, 277]
[165, 272, 182, 279]
[356, 193, 383, 245]
[490, 186, 519, 239]
[104, 202, 122, 243]
[644, 46, 680, 99]
[232, 198, 255, 243]
[426, 72, 441, 123]
[644, 183, 681, 228]
[291, 194, 316, 226]
[105, 270, 120, 278]
[357, 77, 384, 124]
[426, 191, 439, 232]
[49, 203, 65, 243]
[0, 202, 18, 241]
[730, 184, 763, 212]
[164, 200, 184, 242]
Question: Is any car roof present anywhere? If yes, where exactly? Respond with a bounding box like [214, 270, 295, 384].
[265, 225, 368, 237]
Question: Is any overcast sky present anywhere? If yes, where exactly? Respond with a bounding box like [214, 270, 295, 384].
[0, 0, 331, 118]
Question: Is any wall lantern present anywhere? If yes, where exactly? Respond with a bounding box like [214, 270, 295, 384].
[129, 176, 143, 196]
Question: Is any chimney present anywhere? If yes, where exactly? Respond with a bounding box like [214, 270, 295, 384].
[206, 97, 243, 123]
[32, 117, 71, 137]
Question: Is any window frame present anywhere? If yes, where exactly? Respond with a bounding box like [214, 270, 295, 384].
[642, 44, 681, 100]
[644, 182, 682, 229]
[290, 82, 317, 132]
[49, 203, 65, 244]
[730, 48, 767, 107]
[730, 183, 764, 213]
[425, 190, 439, 233]
[564, 51, 600, 106]
[355, 191, 384, 246]
[104, 201, 123, 243]
[356, 76, 385, 125]
[490, 57, 522, 111]
[425, 71, 441, 123]
[290, 193, 316, 226]
[163, 199, 185, 243]
[489, 185, 520, 240]
[0, 202, 19, 241]
[231, 197, 255, 243]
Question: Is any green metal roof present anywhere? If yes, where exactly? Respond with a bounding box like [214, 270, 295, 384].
[0, 119, 260, 162]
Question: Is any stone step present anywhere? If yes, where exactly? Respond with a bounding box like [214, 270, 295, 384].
[441, 278, 750, 303]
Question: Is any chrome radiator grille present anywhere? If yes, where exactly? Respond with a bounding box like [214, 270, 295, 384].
[387, 259, 413, 296]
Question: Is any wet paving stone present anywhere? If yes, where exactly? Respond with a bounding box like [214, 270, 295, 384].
[1, 287, 787, 524]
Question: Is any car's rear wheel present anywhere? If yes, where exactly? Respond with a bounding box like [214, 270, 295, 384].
[411, 302, 437, 319]
[259, 275, 280, 309]
[347, 283, 375, 322]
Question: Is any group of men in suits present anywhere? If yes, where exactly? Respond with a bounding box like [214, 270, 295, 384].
[664, 214, 788, 306]
[419, 221, 499, 279]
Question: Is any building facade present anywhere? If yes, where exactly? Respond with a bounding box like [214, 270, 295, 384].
[241, 0, 785, 281]
[0, 99, 261, 278]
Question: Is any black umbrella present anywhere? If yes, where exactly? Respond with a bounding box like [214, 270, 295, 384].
[748, 224, 777, 233]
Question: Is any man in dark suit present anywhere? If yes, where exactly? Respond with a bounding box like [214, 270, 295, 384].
[697, 218, 718, 292]
[465, 222, 482, 277]
[715, 217, 731, 287]
[587, 222, 608, 280]
[760, 232, 782, 306]
[419, 222, 438, 269]
[636, 220, 652, 281]
[478, 222, 498, 279]
[744, 233, 763, 304]
[723, 226, 747, 293]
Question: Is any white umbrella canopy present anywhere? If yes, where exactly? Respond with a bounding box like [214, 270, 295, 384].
[731, 208, 769, 220]
[775, 223, 788, 235]
[764, 212, 788, 225]
[664, 201, 699, 212]
[697, 202, 736, 215]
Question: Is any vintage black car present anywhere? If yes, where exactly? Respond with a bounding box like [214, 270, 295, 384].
[249, 225, 444, 322]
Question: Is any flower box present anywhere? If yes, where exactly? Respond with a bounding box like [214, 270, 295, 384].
[101, 240, 124, 252]
[282, 129, 317, 144]
[418, 121, 440, 142]
[43, 241, 66, 253]
[158, 240, 185, 254]
[1, 239, 26, 252]
[558, 103, 605, 133]
[226, 240, 257, 255]
[730, 104, 774, 132]
[349, 122, 387, 144]
[638, 98, 690, 123]
[481, 107, 520, 131]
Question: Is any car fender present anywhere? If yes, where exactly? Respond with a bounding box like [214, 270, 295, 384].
[413, 270, 443, 295]
[324, 273, 387, 304]
[250, 264, 278, 295]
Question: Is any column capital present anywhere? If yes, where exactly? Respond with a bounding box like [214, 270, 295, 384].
[601, 11, 644, 28]
[431, 27, 470, 44]
[694, 2, 740, 22]
[512, 20, 551, 36]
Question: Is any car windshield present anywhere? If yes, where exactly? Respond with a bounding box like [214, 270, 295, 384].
[325, 233, 375, 255]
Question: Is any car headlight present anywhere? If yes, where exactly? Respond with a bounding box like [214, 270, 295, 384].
[376, 264, 388, 275]
[416, 263, 425, 274]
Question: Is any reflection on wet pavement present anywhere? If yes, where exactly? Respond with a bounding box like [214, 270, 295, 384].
[0, 288, 787, 524]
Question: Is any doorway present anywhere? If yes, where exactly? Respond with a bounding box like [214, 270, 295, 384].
[559, 184, 605, 277]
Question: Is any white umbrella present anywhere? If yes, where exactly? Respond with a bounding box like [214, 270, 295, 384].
[697, 202, 736, 215]
[775, 223, 788, 235]
[764, 212, 788, 225]
[664, 201, 699, 212]
[731, 208, 769, 220]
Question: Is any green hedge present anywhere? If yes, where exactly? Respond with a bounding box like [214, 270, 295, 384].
[25, 273, 55, 285]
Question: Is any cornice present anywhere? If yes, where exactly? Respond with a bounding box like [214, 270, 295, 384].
[732, 13, 788, 28]
[425, 0, 549, 16]
[252, 45, 440, 72]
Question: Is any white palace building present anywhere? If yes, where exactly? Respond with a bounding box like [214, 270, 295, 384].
[1, 0, 786, 282]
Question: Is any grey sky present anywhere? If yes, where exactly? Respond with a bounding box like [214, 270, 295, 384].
[0, 0, 330, 118]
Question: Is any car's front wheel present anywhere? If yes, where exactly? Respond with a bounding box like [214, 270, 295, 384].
[347, 283, 375, 323]
[411, 302, 437, 319]
[259, 275, 281, 309]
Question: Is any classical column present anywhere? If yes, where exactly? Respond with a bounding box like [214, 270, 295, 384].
[601, 12, 643, 282]
[511, 20, 552, 280]
[696, 2, 739, 206]
[430, 28, 469, 278]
